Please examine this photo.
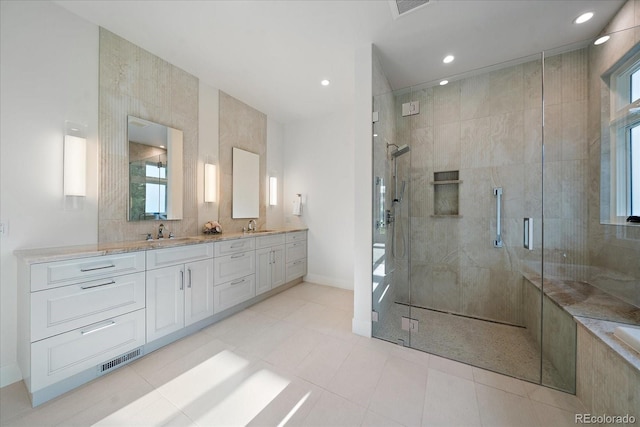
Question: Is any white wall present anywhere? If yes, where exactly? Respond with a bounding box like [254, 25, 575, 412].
[266, 118, 285, 229]
[283, 109, 355, 289]
[0, 1, 100, 386]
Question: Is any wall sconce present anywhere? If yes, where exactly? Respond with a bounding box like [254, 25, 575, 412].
[269, 176, 278, 206]
[204, 163, 216, 203]
[63, 122, 87, 197]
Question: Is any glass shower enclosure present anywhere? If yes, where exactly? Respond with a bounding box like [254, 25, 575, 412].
[371, 28, 640, 393]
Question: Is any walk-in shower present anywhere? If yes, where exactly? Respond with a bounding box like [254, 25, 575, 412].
[372, 25, 640, 394]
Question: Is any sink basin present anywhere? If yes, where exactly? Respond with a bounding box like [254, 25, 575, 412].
[614, 326, 640, 353]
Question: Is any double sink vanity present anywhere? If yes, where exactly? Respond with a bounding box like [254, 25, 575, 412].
[15, 228, 308, 406]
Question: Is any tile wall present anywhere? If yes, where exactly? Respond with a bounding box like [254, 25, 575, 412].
[98, 29, 268, 242]
[98, 28, 199, 243]
[218, 91, 267, 233]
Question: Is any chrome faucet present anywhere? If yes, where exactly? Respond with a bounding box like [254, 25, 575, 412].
[248, 219, 257, 232]
[157, 223, 165, 239]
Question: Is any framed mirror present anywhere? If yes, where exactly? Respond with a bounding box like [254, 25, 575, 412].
[128, 116, 183, 221]
[232, 147, 259, 218]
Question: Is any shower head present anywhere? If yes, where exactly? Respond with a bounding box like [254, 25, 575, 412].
[391, 144, 411, 158]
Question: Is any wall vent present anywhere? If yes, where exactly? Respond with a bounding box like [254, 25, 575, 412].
[98, 348, 142, 375]
[389, 0, 431, 19]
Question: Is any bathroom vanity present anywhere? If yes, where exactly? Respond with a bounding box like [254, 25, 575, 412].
[15, 228, 307, 406]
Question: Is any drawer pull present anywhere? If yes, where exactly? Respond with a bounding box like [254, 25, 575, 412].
[80, 280, 116, 290]
[230, 243, 244, 249]
[81, 320, 116, 335]
[293, 260, 303, 265]
[188, 268, 192, 288]
[230, 278, 246, 286]
[80, 264, 116, 272]
[231, 253, 245, 259]
[180, 270, 184, 290]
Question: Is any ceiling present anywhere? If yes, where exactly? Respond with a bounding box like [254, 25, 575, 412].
[55, 0, 626, 124]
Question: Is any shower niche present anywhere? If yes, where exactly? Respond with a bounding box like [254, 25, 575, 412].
[431, 170, 461, 217]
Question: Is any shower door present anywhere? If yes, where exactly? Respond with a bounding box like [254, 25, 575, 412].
[372, 50, 547, 386]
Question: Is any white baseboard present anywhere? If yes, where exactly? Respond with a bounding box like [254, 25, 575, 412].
[352, 317, 371, 337]
[0, 363, 22, 388]
[304, 274, 353, 290]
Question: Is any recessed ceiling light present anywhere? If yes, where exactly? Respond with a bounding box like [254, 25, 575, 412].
[321, 79, 330, 86]
[594, 35, 610, 45]
[574, 12, 594, 24]
[440, 80, 449, 86]
[443, 55, 454, 64]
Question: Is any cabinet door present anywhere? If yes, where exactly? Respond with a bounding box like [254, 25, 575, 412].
[213, 250, 256, 285]
[31, 272, 145, 342]
[184, 259, 214, 327]
[213, 275, 256, 314]
[271, 245, 286, 288]
[146, 265, 184, 342]
[31, 309, 145, 391]
[255, 247, 272, 296]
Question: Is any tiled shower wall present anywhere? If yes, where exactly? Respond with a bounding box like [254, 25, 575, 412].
[398, 59, 544, 325]
[98, 28, 199, 243]
[396, 49, 591, 326]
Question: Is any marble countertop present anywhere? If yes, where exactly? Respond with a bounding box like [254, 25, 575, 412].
[575, 316, 640, 372]
[14, 228, 308, 264]
[523, 273, 640, 325]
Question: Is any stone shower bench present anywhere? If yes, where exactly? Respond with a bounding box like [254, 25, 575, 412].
[523, 272, 640, 373]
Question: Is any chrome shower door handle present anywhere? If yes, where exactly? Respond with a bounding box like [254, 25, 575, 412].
[524, 218, 534, 250]
[493, 187, 503, 248]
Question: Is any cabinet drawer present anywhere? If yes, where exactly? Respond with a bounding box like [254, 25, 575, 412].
[214, 238, 255, 257]
[286, 259, 307, 282]
[31, 252, 145, 291]
[31, 309, 145, 391]
[286, 241, 307, 263]
[146, 243, 213, 270]
[213, 275, 255, 314]
[213, 250, 256, 285]
[256, 234, 286, 249]
[286, 231, 307, 243]
[31, 272, 146, 342]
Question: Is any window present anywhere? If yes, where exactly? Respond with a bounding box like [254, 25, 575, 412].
[609, 54, 640, 219]
[144, 161, 167, 216]
[632, 124, 640, 215]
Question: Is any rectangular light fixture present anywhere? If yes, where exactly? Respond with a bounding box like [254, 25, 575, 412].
[204, 163, 216, 203]
[63, 129, 87, 197]
[269, 176, 278, 206]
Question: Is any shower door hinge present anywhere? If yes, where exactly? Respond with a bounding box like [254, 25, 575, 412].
[372, 111, 379, 123]
[401, 317, 419, 332]
[372, 311, 379, 322]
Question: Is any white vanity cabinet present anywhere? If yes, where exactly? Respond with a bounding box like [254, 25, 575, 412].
[285, 231, 308, 282]
[256, 234, 286, 295]
[18, 251, 147, 403]
[213, 238, 256, 313]
[16, 229, 307, 406]
[146, 243, 214, 342]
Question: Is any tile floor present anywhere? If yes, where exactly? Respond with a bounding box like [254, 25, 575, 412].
[1, 282, 586, 427]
